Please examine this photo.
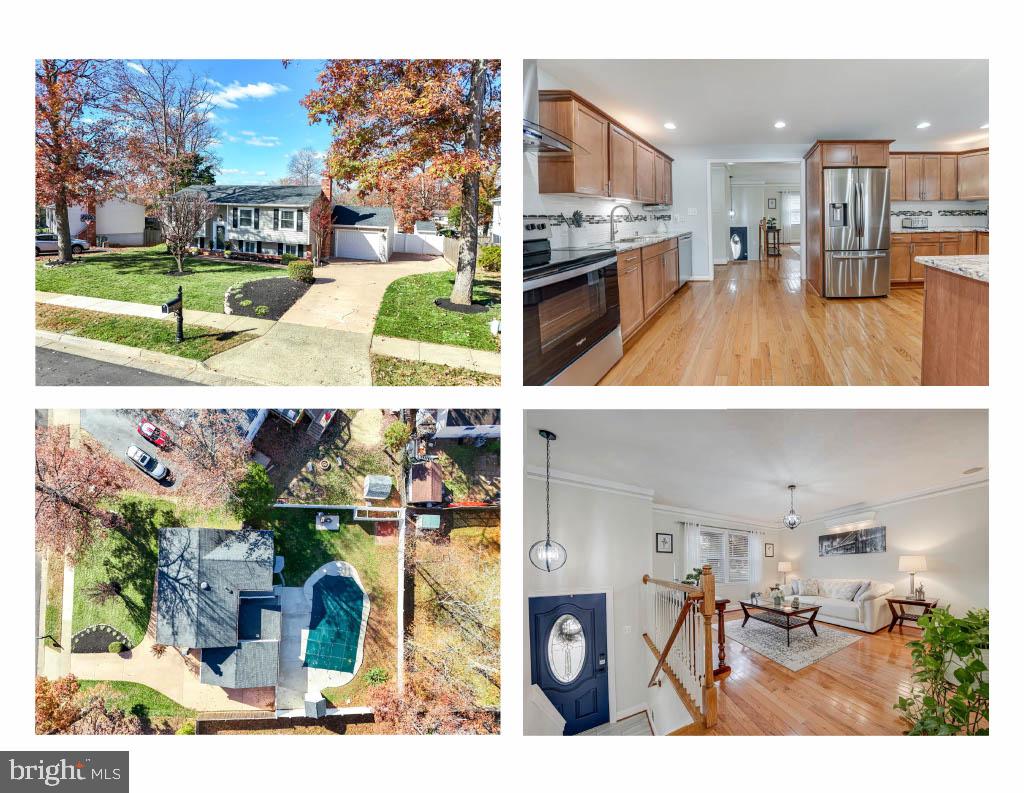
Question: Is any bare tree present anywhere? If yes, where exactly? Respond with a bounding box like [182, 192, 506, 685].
[287, 147, 321, 186]
[158, 190, 215, 273]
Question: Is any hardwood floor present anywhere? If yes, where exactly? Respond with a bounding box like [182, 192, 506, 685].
[695, 611, 917, 735]
[601, 246, 925, 386]
[579, 711, 654, 736]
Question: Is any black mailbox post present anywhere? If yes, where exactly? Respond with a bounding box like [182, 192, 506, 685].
[162, 286, 184, 343]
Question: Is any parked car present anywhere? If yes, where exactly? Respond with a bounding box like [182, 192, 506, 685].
[126, 445, 169, 481]
[35, 232, 89, 255]
[137, 420, 171, 449]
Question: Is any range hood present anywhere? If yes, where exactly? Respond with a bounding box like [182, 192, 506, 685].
[523, 60, 574, 154]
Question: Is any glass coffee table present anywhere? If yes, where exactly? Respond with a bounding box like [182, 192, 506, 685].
[738, 600, 820, 646]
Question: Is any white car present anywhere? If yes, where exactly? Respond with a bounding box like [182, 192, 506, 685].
[36, 232, 89, 255]
[126, 444, 169, 481]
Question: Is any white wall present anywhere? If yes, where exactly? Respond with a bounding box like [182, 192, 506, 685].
[524, 475, 653, 724]
[778, 485, 988, 615]
[96, 199, 145, 236]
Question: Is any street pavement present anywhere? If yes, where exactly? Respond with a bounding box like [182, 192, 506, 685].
[81, 409, 181, 490]
[36, 347, 201, 386]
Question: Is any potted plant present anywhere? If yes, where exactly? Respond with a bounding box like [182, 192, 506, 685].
[894, 607, 988, 734]
[769, 584, 784, 606]
[680, 567, 703, 587]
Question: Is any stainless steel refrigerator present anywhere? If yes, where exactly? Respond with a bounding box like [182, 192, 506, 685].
[824, 167, 891, 297]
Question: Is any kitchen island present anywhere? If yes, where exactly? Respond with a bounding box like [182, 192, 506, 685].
[919, 255, 988, 385]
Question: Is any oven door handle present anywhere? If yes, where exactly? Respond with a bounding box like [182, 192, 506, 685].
[523, 258, 617, 291]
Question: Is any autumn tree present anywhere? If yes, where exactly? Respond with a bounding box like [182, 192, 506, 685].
[229, 463, 276, 528]
[368, 672, 498, 735]
[287, 147, 321, 186]
[168, 410, 252, 508]
[108, 60, 220, 203]
[157, 189, 215, 272]
[302, 59, 500, 304]
[35, 426, 128, 563]
[35, 59, 121, 264]
[36, 675, 82, 735]
[68, 691, 144, 735]
[309, 194, 333, 264]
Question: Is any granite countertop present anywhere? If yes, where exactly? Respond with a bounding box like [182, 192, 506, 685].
[893, 226, 989, 233]
[583, 231, 690, 253]
[915, 255, 989, 283]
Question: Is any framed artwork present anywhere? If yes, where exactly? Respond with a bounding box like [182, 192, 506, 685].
[764, 542, 775, 558]
[818, 526, 887, 557]
[655, 532, 674, 554]
[767, 198, 777, 209]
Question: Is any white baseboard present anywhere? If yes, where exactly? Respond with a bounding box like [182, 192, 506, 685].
[616, 705, 648, 722]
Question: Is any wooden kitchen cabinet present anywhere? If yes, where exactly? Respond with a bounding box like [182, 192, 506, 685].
[892, 232, 987, 286]
[890, 155, 906, 201]
[663, 245, 680, 297]
[911, 241, 939, 281]
[957, 149, 988, 200]
[617, 249, 644, 339]
[922, 155, 941, 201]
[904, 155, 924, 200]
[653, 154, 673, 205]
[890, 236, 912, 283]
[977, 232, 989, 254]
[641, 251, 664, 317]
[635, 142, 657, 204]
[538, 96, 608, 196]
[940, 155, 958, 200]
[662, 157, 673, 205]
[903, 154, 942, 200]
[957, 232, 977, 255]
[822, 142, 889, 167]
[608, 124, 637, 200]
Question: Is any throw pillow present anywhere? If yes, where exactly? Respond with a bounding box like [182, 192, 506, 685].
[854, 580, 873, 601]
[832, 580, 863, 600]
[799, 578, 819, 596]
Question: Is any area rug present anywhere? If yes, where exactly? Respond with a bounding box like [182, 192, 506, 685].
[717, 619, 861, 672]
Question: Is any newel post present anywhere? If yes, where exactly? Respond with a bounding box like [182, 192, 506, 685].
[700, 564, 718, 727]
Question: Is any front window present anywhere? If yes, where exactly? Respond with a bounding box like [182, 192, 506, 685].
[700, 529, 750, 584]
[239, 208, 253, 228]
[280, 209, 295, 230]
[283, 243, 298, 256]
[241, 241, 257, 253]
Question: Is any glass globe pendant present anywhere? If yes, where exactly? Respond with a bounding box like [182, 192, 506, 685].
[783, 484, 801, 530]
[529, 429, 567, 572]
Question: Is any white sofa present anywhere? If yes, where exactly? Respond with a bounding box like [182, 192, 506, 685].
[782, 577, 895, 633]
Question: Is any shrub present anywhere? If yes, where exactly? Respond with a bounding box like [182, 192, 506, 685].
[229, 463, 276, 528]
[239, 299, 253, 307]
[281, 253, 297, 266]
[384, 422, 411, 453]
[176, 720, 196, 735]
[255, 305, 269, 316]
[288, 260, 315, 283]
[478, 245, 501, 273]
[108, 641, 125, 654]
[447, 205, 462, 228]
[150, 643, 168, 659]
[366, 667, 390, 686]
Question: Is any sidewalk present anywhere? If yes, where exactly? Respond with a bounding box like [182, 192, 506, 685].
[371, 335, 501, 375]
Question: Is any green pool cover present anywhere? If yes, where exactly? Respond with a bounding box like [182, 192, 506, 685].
[305, 575, 364, 673]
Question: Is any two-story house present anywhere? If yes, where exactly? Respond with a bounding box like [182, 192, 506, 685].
[181, 184, 324, 258]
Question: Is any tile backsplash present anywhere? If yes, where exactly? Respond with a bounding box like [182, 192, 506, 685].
[890, 201, 988, 229]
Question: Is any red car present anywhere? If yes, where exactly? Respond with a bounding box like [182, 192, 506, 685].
[137, 420, 171, 449]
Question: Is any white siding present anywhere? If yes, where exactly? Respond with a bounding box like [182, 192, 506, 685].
[222, 205, 312, 247]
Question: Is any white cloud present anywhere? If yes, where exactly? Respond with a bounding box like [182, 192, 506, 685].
[208, 81, 289, 109]
[255, 170, 267, 177]
[242, 132, 281, 148]
[218, 168, 246, 175]
[239, 130, 255, 136]
[125, 61, 147, 74]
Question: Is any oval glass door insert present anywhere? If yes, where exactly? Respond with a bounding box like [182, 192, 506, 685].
[547, 614, 586, 683]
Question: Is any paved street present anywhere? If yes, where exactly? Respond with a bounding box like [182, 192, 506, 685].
[36, 348, 200, 386]
[81, 409, 182, 490]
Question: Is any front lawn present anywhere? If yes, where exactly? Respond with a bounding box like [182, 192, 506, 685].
[373, 271, 500, 351]
[78, 680, 196, 720]
[433, 439, 501, 502]
[71, 494, 180, 646]
[267, 507, 398, 706]
[44, 554, 64, 646]
[36, 245, 284, 313]
[36, 304, 257, 361]
[370, 354, 500, 387]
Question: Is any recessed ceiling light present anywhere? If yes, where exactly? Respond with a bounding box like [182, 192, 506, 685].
[916, 121, 932, 129]
[980, 123, 989, 129]
[774, 121, 786, 129]
[963, 466, 984, 475]
[727, 162, 735, 166]
[663, 122, 677, 130]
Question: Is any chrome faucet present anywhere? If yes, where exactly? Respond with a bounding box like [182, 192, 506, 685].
[609, 204, 634, 243]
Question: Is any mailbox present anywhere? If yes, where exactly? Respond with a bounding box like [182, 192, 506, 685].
[162, 287, 184, 343]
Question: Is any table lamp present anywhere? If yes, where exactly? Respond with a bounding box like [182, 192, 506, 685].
[898, 555, 927, 598]
[777, 561, 792, 586]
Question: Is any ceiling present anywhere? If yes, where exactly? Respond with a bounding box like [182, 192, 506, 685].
[716, 162, 802, 184]
[525, 410, 988, 526]
[536, 60, 989, 151]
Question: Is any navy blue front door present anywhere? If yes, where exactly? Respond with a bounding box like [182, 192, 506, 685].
[529, 593, 609, 735]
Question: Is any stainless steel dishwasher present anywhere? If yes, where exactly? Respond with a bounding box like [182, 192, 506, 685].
[677, 232, 693, 284]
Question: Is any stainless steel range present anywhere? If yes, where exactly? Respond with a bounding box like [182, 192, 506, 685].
[523, 219, 622, 386]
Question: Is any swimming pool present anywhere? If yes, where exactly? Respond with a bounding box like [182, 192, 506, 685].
[305, 574, 365, 673]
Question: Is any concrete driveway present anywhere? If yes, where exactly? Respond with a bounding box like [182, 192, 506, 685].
[81, 409, 181, 490]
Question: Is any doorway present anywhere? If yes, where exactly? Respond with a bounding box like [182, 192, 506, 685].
[707, 160, 806, 278]
[528, 593, 610, 735]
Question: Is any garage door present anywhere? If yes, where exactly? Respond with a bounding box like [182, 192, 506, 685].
[333, 228, 381, 261]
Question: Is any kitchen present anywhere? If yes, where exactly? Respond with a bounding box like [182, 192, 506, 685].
[522, 59, 989, 386]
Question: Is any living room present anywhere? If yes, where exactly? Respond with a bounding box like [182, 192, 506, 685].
[524, 409, 988, 736]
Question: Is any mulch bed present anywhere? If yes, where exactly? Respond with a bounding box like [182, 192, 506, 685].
[71, 624, 134, 653]
[227, 276, 311, 320]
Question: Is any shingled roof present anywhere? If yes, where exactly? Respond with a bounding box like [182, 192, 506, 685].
[199, 595, 281, 689]
[331, 205, 395, 228]
[156, 528, 274, 649]
[175, 184, 323, 206]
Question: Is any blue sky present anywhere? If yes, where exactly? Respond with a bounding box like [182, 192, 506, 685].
[125, 59, 333, 185]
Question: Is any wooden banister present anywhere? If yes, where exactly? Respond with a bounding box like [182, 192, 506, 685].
[646, 599, 692, 688]
[642, 574, 702, 596]
[700, 565, 718, 726]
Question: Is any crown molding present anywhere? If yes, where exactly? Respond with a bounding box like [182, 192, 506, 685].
[525, 466, 655, 500]
[652, 503, 780, 532]
[802, 478, 989, 526]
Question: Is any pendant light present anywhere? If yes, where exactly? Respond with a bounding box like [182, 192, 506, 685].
[529, 429, 567, 572]
[782, 484, 801, 530]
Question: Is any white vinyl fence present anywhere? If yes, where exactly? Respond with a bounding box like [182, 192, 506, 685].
[394, 232, 444, 256]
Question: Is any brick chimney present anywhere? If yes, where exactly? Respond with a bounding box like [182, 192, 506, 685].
[321, 173, 333, 205]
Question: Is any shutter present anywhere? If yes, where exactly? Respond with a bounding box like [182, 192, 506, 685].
[278, 243, 284, 255]
[256, 241, 262, 254]
[274, 209, 279, 230]
[297, 244, 304, 258]
[232, 207, 238, 228]
[699, 530, 725, 583]
[728, 532, 749, 584]
[253, 208, 260, 230]
[297, 210, 304, 232]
